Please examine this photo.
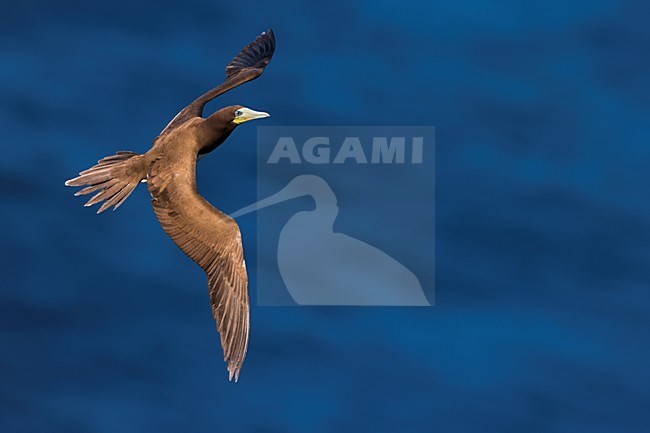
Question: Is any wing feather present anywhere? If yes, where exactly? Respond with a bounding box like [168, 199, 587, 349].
[163, 29, 276, 132]
[225, 29, 275, 78]
[147, 155, 250, 381]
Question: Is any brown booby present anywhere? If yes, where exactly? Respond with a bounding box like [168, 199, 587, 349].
[65, 29, 276, 381]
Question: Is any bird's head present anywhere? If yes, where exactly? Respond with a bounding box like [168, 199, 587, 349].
[197, 105, 270, 155]
[230, 105, 270, 125]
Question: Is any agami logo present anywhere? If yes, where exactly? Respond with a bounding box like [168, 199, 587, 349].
[233, 126, 435, 306]
[267, 136, 425, 164]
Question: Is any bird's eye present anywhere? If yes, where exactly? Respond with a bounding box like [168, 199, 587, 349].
[235, 110, 243, 117]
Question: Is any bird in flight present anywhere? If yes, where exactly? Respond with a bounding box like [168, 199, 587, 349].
[65, 29, 276, 381]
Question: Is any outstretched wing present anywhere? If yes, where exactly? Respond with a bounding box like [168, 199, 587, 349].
[147, 154, 250, 381]
[164, 29, 275, 131]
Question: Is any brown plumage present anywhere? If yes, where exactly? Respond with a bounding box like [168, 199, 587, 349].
[65, 29, 276, 381]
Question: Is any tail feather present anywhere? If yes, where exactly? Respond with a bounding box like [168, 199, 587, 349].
[66, 151, 146, 213]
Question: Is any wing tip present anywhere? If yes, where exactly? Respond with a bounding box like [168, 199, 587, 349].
[263, 28, 275, 45]
[228, 365, 241, 382]
[225, 28, 276, 79]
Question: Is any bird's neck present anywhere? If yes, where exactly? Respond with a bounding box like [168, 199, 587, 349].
[197, 121, 237, 156]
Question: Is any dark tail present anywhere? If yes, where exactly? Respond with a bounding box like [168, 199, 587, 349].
[65, 151, 147, 214]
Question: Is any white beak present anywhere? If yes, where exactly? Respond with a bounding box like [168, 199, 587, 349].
[233, 107, 270, 124]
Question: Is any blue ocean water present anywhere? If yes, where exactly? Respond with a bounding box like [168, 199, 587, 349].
[1, 1, 648, 432]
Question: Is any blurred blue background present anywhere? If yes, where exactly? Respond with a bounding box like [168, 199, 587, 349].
[1, 0, 649, 432]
